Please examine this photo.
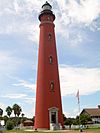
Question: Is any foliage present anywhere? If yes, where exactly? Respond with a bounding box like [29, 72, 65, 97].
[63, 114, 67, 122]
[6, 106, 12, 117]
[21, 113, 25, 123]
[3, 115, 9, 125]
[21, 117, 27, 124]
[0, 108, 3, 116]
[63, 114, 92, 127]
[64, 117, 75, 129]
[31, 116, 35, 125]
[76, 114, 92, 125]
[76, 116, 79, 125]
[12, 117, 20, 126]
[64, 118, 72, 125]
[5, 120, 14, 130]
[21, 113, 25, 118]
[12, 104, 22, 117]
[80, 114, 92, 125]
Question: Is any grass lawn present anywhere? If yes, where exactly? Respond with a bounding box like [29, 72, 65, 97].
[4, 130, 65, 133]
[3, 127, 100, 133]
[85, 127, 100, 133]
[73, 126, 100, 133]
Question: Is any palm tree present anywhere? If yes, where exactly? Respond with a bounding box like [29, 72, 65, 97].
[21, 113, 25, 123]
[0, 108, 3, 117]
[21, 113, 25, 118]
[6, 106, 12, 117]
[12, 104, 22, 117]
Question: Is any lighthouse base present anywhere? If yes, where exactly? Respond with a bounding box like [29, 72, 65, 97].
[48, 107, 62, 130]
[50, 123, 62, 130]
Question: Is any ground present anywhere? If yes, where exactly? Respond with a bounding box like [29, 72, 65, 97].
[3, 128, 100, 133]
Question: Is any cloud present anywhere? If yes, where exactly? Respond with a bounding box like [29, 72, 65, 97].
[64, 109, 79, 118]
[2, 94, 27, 99]
[59, 65, 100, 96]
[0, 0, 99, 44]
[1, 93, 35, 104]
[24, 106, 35, 118]
[0, 52, 22, 76]
[54, 0, 100, 46]
[0, 0, 40, 43]
[13, 80, 36, 91]
[0, 102, 6, 110]
[23, 97, 35, 104]
[0, 102, 6, 116]
[12, 65, 100, 97]
[56, 0, 100, 25]
[12, 65, 100, 98]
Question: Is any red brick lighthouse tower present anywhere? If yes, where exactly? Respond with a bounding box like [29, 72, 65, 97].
[35, 1, 63, 130]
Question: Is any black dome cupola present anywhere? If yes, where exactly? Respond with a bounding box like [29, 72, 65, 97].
[39, 1, 55, 21]
[42, 1, 52, 11]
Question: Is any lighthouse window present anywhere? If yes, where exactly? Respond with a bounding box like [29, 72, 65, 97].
[48, 33, 52, 40]
[49, 56, 53, 64]
[50, 81, 54, 91]
[48, 16, 50, 20]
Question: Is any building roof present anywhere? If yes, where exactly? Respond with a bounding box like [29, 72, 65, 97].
[42, 1, 52, 8]
[81, 108, 100, 117]
[23, 120, 33, 123]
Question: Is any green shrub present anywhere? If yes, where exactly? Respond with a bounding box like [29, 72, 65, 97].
[5, 120, 14, 130]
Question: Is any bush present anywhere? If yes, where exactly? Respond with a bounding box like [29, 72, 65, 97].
[6, 120, 14, 130]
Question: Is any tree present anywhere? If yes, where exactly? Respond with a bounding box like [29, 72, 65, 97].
[76, 115, 80, 125]
[31, 116, 35, 125]
[0, 108, 3, 117]
[63, 114, 67, 122]
[12, 104, 22, 117]
[6, 106, 12, 117]
[80, 114, 91, 125]
[21, 113, 25, 123]
[64, 118, 73, 129]
[3, 115, 9, 125]
[21, 113, 25, 118]
[76, 114, 92, 125]
[12, 117, 20, 126]
[6, 120, 14, 130]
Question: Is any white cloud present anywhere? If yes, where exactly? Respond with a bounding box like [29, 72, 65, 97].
[64, 109, 79, 118]
[24, 106, 35, 118]
[0, 0, 99, 44]
[0, 102, 6, 116]
[12, 65, 100, 98]
[1, 93, 35, 104]
[0, 52, 22, 75]
[2, 94, 27, 99]
[56, 0, 100, 25]
[0, 100, 34, 117]
[0, 0, 40, 43]
[63, 111, 71, 118]
[0, 102, 6, 109]
[13, 80, 36, 91]
[68, 31, 85, 47]
[23, 97, 35, 104]
[59, 65, 100, 96]
[54, 0, 100, 45]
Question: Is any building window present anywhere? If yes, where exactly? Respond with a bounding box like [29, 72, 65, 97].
[51, 112, 56, 123]
[48, 16, 50, 21]
[48, 33, 52, 40]
[49, 56, 53, 64]
[50, 81, 54, 91]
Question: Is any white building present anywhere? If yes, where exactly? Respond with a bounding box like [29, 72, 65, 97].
[81, 105, 100, 124]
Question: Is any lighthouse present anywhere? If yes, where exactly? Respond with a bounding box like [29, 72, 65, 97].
[35, 1, 64, 130]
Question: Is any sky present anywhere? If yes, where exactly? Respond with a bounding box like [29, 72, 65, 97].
[0, 0, 100, 118]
